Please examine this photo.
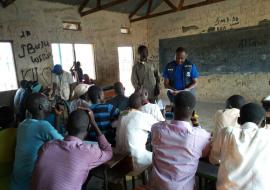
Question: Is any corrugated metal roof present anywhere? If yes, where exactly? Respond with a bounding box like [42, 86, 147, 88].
[41, 0, 163, 16]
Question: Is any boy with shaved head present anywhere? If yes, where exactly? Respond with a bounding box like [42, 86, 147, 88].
[212, 95, 246, 140]
[149, 91, 210, 190]
[210, 103, 270, 190]
[115, 93, 158, 174]
[11, 93, 63, 190]
[31, 110, 112, 190]
[107, 82, 129, 112]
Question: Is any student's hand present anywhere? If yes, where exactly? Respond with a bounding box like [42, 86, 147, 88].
[54, 105, 64, 116]
[172, 91, 178, 96]
[172, 90, 181, 96]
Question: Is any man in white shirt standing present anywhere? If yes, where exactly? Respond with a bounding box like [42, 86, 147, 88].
[210, 103, 270, 190]
[115, 93, 158, 174]
[52, 64, 74, 101]
[212, 95, 245, 140]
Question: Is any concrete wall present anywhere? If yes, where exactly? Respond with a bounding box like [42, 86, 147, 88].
[1, 0, 270, 104]
[147, 0, 270, 102]
[0, 0, 147, 87]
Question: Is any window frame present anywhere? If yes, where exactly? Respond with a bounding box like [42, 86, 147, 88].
[0, 40, 19, 91]
[51, 42, 97, 80]
[117, 45, 136, 96]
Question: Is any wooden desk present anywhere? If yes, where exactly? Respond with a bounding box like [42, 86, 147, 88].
[91, 152, 131, 190]
[196, 161, 218, 190]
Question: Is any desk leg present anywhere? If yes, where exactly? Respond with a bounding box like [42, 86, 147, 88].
[123, 176, 128, 190]
[104, 167, 108, 190]
[142, 171, 147, 185]
[132, 176, 136, 189]
[199, 176, 203, 190]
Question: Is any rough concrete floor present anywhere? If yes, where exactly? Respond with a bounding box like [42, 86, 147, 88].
[196, 101, 224, 132]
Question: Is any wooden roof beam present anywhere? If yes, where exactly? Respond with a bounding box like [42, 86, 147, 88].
[0, 0, 16, 8]
[129, 0, 148, 19]
[80, 0, 128, 17]
[178, 0, 185, 9]
[97, 0, 101, 8]
[130, 0, 226, 22]
[78, 0, 90, 13]
[147, 0, 153, 16]
[163, 0, 177, 10]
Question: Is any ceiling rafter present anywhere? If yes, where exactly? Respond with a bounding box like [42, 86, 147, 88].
[163, 0, 177, 10]
[0, 0, 16, 8]
[178, 0, 185, 9]
[147, 0, 153, 15]
[97, 0, 101, 8]
[79, 0, 128, 17]
[78, 0, 90, 13]
[129, 0, 148, 19]
[130, 0, 227, 22]
[76, 0, 227, 23]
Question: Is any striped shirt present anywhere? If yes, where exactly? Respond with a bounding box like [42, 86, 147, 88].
[31, 135, 112, 190]
[89, 103, 119, 143]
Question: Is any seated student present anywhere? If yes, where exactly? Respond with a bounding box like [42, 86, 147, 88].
[115, 93, 158, 174]
[69, 83, 91, 112]
[107, 82, 129, 112]
[210, 103, 270, 190]
[83, 74, 95, 85]
[31, 109, 112, 190]
[149, 91, 211, 190]
[13, 80, 32, 122]
[11, 93, 63, 190]
[139, 88, 165, 121]
[0, 106, 17, 190]
[87, 85, 120, 144]
[212, 95, 245, 140]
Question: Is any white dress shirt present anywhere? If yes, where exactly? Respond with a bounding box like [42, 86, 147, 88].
[212, 108, 240, 140]
[52, 71, 74, 101]
[115, 109, 158, 173]
[140, 103, 165, 122]
[210, 122, 270, 190]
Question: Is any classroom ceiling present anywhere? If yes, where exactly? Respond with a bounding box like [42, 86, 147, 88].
[0, 0, 16, 8]
[40, 0, 227, 22]
[42, 0, 163, 15]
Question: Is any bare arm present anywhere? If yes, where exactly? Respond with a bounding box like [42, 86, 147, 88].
[154, 69, 160, 85]
[164, 79, 175, 90]
[209, 129, 224, 165]
[88, 110, 103, 137]
[202, 142, 211, 158]
[185, 78, 198, 90]
[52, 82, 57, 95]
[131, 65, 140, 89]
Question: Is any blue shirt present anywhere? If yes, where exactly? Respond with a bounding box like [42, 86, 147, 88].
[11, 119, 63, 190]
[163, 60, 199, 90]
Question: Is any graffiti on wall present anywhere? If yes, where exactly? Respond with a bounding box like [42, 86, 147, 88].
[18, 30, 52, 64]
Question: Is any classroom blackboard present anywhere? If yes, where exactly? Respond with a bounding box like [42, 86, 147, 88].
[159, 24, 270, 75]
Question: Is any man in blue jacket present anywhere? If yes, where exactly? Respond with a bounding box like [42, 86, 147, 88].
[163, 47, 199, 103]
